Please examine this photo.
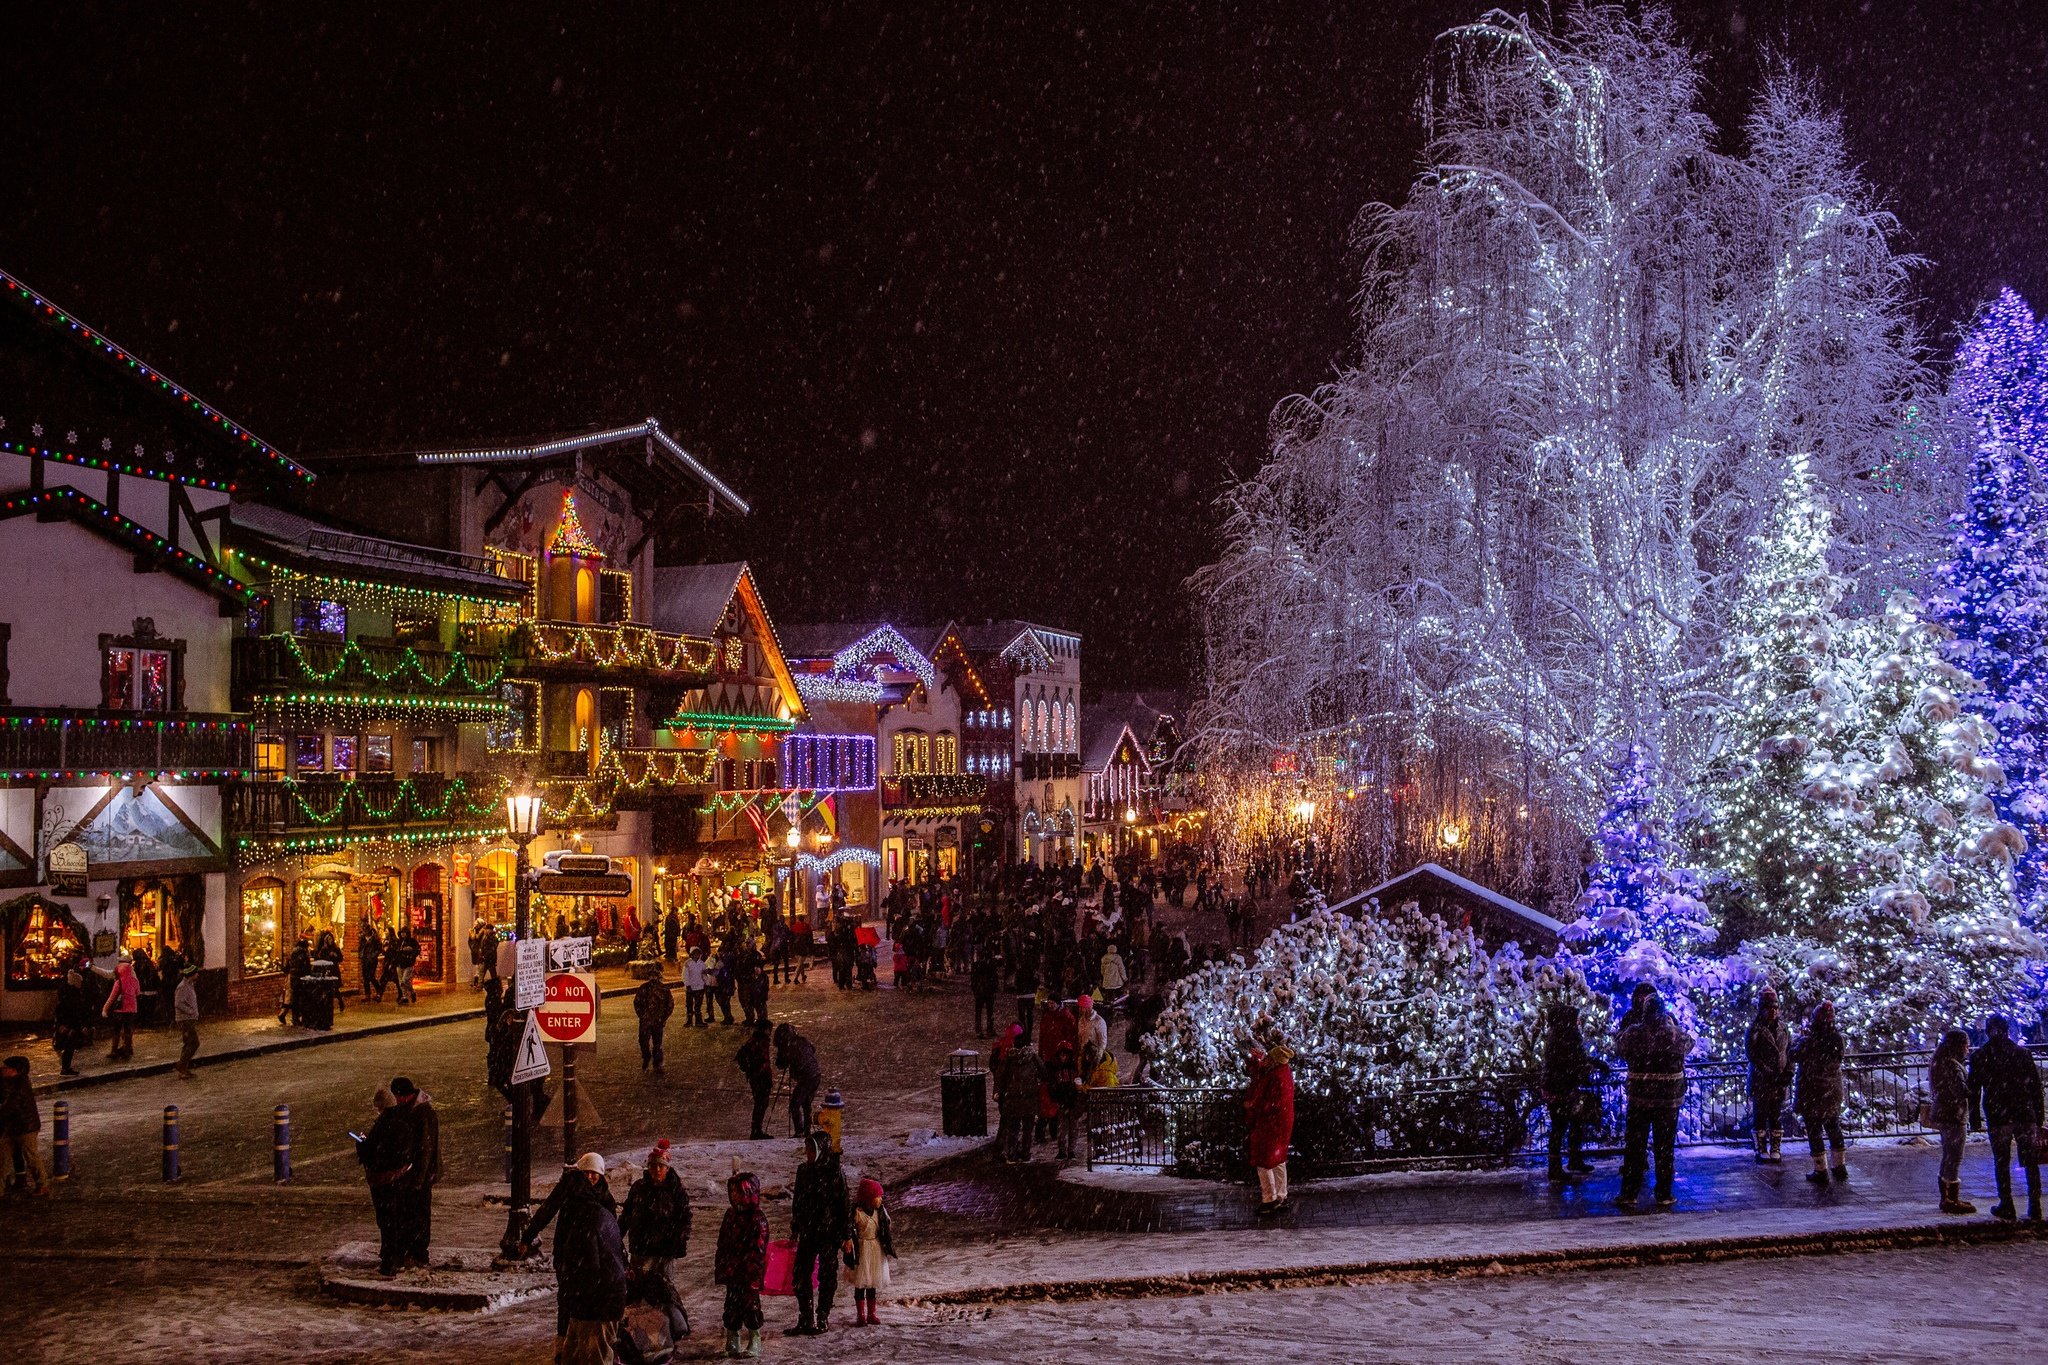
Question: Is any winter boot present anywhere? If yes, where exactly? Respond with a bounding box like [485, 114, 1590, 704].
[1830, 1159, 1849, 1183]
[785, 1311, 814, 1337]
[744, 1328, 762, 1357]
[1752, 1132, 1768, 1165]
[1941, 1179, 1977, 1215]
[2030, 1197, 2044, 1224]
[1992, 1199, 2018, 1222]
[725, 1329, 743, 1358]
[1805, 1156, 1829, 1184]
[867, 1298, 881, 1325]
[1767, 1131, 1783, 1164]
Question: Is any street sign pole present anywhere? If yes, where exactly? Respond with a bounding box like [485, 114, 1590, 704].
[562, 1042, 577, 1160]
[500, 832, 537, 1261]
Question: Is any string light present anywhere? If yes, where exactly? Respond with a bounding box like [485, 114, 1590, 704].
[795, 847, 881, 874]
[665, 710, 796, 735]
[0, 487, 263, 603]
[526, 621, 714, 675]
[1, 266, 311, 483]
[547, 489, 604, 556]
[2, 439, 237, 492]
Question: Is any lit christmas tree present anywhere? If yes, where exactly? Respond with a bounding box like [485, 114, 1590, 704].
[1146, 897, 1590, 1094]
[1558, 744, 1721, 1044]
[1935, 290, 2048, 924]
[1696, 461, 2042, 1046]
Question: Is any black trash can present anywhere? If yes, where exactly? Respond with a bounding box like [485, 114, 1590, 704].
[1013, 994, 1035, 1044]
[940, 1048, 988, 1137]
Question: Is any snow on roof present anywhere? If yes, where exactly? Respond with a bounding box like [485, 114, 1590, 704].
[231, 500, 523, 598]
[650, 561, 750, 637]
[386, 418, 748, 515]
[1328, 863, 1565, 935]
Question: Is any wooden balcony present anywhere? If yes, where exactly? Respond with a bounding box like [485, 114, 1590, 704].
[0, 708, 252, 778]
[234, 634, 510, 702]
[227, 771, 506, 838]
[509, 621, 717, 687]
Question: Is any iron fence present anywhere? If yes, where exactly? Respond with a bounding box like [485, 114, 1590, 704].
[1087, 1047, 2048, 1177]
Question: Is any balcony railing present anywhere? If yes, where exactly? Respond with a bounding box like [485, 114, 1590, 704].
[0, 708, 252, 778]
[228, 771, 508, 837]
[881, 772, 989, 807]
[511, 621, 717, 684]
[234, 634, 512, 702]
[1018, 752, 1079, 781]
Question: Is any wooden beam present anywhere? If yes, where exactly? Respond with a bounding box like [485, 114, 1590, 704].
[482, 469, 542, 535]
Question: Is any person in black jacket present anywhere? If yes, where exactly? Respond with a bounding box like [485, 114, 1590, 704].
[356, 1088, 413, 1276]
[774, 1023, 823, 1137]
[358, 923, 384, 1003]
[1541, 1002, 1596, 1182]
[52, 969, 92, 1076]
[619, 1139, 692, 1286]
[736, 1021, 775, 1140]
[524, 1152, 629, 1362]
[1613, 983, 1693, 1208]
[634, 975, 675, 1075]
[1790, 1001, 1848, 1184]
[970, 950, 1001, 1039]
[1969, 1014, 2045, 1222]
[1744, 988, 1791, 1165]
[785, 1130, 849, 1336]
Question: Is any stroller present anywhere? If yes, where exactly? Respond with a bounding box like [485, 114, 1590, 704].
[616, 1267, 690, 1365]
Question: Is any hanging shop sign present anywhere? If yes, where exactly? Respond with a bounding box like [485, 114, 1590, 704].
[47, 842, 89, 898]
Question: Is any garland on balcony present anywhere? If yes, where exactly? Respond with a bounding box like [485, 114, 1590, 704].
[250, 692, 512, 725]
[238, 554, 523, 612]
[665, 710, 796, 735]
[268, 634, 513, 691]
[234, 823, 505, 863]
[275, 773, 510, 826]
[525, 622, 714, 674]
[700, 790, 832, 815]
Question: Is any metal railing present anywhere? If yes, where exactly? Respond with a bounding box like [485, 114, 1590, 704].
[1086, 1048, 2048, 1178]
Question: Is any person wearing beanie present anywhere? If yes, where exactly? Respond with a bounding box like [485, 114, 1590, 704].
[715, 1170, 769, 1357]
[845, 1176, 895, 1326]
[786, 1129, 849, 1336]
[383, 1077, 440, 1269]
[1745, 987, 1790, 1164]
[525, 1152, 627, 1363]
[620, 1139, 692, 1291]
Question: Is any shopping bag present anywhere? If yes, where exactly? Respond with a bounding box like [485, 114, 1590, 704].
[763, 1238, 799, 1296]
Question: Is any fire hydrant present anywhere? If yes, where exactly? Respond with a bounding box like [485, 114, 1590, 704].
[817, 1090, 845, 1153]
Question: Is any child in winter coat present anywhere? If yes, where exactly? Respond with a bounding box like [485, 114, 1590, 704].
[715, 1170, 769, 1358]
[845, 1177, 895, 1326]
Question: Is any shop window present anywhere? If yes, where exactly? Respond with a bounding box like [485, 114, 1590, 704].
[364, 734, 394, 773]
[294, 598, 347, 637]
[240, 881, 284, 976]
[254, 733, 286, 778]
[937, 734, 957, 773]
[5, 900, 84, 987]
[297, 877, 348, 944]
[331, 735, 359, 773]
[294, 733, 326, 773]
[472, 851, 515, 927]
[411, 735, 445, 775]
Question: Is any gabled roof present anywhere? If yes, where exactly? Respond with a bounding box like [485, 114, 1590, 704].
[650, 562, 803, 719]
[1328, 863, 1565, 936]
[1082, 694, 1179, 773]
[229, 501, 527, 602]
[1081, 719, 1151, 776]
[330, 418, 748, 516]
[0, 486, 262, 607]
[0, 265, 312, 490]
[948, 619, 1081, 660]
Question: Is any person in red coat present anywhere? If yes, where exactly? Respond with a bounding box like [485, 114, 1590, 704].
[1245, 1042, 1296, 1214]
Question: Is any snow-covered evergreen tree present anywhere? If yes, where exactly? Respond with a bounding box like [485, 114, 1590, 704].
[1697, 463, 2042, 1045]
[1147, 901, 1589, 1094]
[1558, 744, 1721, 1043]
[1935, 290, 2048, 923]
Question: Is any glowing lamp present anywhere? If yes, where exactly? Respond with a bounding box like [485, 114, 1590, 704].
[1439, 821, 1464, 848]
[1291, 799, 1316, 823]
[505, 790, 544, 842]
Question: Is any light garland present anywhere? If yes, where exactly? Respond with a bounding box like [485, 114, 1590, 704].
[250, 633, 512, 692]
[783, 733, 877, 790]
[1, 267, 312, 484]
[525, 622, 714, 675]
[830, 624, 939, 697]
[547, 490, 604, 556]
[794, 674, 885, 705]
[1, 486, 262, 603]
[236, 552, 523, 612]
[267, 773, 508, 827]
[891, 802, 988, 820]
[2, 438, 237, 492]
[235, 823, 502, 863]
[665, 710, 796, 735]
[251, 692, 511, 724]
[795, 847, 881, 874]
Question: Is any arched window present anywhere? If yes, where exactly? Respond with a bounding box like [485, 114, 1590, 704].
[1036, 700, 1050, 752]
[1063, 701, 1076, 751]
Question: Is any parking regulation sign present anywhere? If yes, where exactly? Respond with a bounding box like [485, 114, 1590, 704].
[535, 971, 599, 1045]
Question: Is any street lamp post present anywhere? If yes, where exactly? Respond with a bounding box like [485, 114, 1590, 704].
[499, 788, 545, 1260]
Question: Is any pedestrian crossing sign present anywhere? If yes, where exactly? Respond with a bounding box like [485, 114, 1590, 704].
[511, 1012, 552, 1085]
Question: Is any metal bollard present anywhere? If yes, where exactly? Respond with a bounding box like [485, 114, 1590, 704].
[51, 1099, 70, 1179]
[503, 1104, 514, 1183]
[273, 1104, 292, 1184]
[162, 1104, 181, 1183]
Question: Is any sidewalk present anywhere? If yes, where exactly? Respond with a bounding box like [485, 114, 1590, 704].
[19, 966, 646, 1095]
[886, 1138, 2048, 1304]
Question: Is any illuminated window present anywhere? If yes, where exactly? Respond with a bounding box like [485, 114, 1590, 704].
[103, 647, 173, 711]
[254, 733, 286, 778]
[892, 732, 906, 774]
[293, 598, 347, 636]
[6, 901, 83, 987]
[331, 735, 359, 773]
[293, 733, 325, 772]
[364, 734, 394, 773]
[240, 881, 284, 976]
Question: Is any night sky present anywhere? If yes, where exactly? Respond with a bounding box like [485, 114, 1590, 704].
[4, 3, 2045, 690]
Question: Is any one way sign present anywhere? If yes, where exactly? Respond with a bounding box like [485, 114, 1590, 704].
[510, 1012, 552, 1085]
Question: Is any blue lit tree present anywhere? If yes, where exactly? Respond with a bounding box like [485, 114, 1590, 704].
[1936, 289, 2048, 925]
[1559, 743, 1720, 1043]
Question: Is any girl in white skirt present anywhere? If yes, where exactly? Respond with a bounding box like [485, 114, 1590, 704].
[845, 1177, 896, 1325]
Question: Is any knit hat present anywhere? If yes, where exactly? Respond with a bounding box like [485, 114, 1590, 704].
[1077, 994, 1093, 1011]
[575, 1152, 607, 1174]
[647, 1139, 671, 1165]
[389, 1076, 418, 1097]
[857, 1177, 883, 1204]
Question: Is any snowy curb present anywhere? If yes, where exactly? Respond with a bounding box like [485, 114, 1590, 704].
[36, 982, 642, 1096]
[902, 1219, 2048, 1306]
[318, 1242, 556, 1312]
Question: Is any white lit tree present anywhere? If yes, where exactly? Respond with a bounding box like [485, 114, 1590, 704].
[1146, 897, 1591, 1094]
[1694, 463, 2041, 1046]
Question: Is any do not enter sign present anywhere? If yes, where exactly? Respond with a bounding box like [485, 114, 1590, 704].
[535, 971, 599, 1045]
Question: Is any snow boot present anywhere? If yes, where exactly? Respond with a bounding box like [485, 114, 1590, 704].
[1992, 1200, 2018, 1222]
[744, 1328, 762, 1357]
[1752, 1133, 1768, 1165]
[1805, 1156, 1829, 1184]
[785, 1312, 814, 1336]
[1767, 1131, 1783, 1164]
[1831, 1161, 1849, 1183]
[1941, 1180, 1977, 1215]
[725, 1329, 743, 1357]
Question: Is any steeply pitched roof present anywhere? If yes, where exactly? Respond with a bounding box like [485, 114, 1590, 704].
[651, 562, 750, 637]
[0, 265, 313, 489]
[1328, 863, 1564, 935]
[0, 486, 262, 607]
